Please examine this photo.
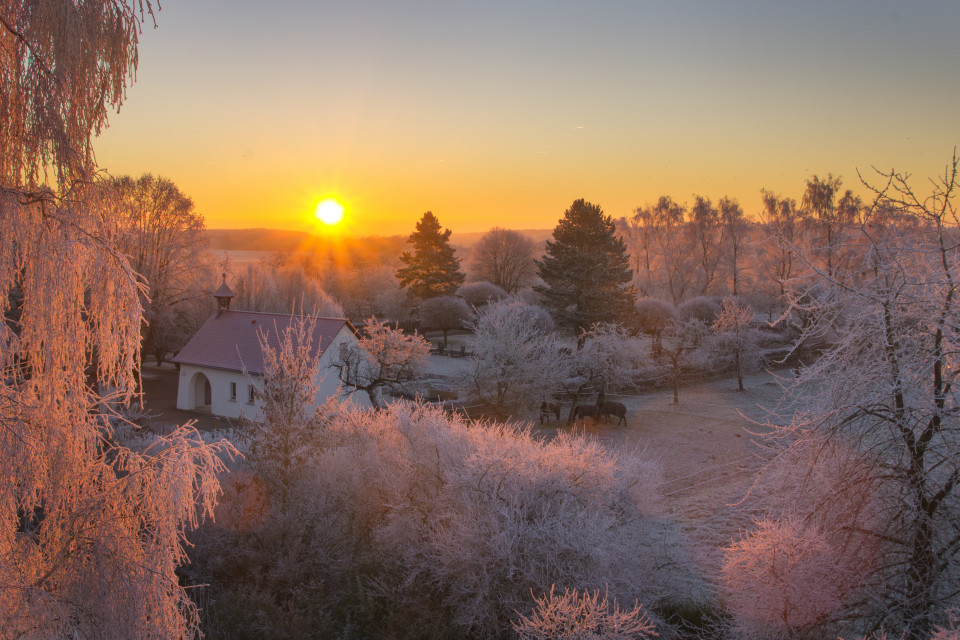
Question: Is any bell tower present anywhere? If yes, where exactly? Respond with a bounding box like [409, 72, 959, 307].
[214, 273, 235, 315]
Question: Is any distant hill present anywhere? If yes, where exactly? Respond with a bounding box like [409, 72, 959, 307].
[206, 228, 316, 252]
[206, 227, 553, 251]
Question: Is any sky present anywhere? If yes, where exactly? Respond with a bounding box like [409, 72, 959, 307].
[95, 1, 960, 237]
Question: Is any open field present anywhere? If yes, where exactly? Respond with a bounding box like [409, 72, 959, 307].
[531, 370, 787, 578]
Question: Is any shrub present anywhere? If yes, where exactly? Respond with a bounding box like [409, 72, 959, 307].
[194, 403, 665, 639]
[458, 281, 509, 308]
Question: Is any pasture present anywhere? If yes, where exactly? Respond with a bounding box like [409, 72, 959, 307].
[534, 369, 786, 574]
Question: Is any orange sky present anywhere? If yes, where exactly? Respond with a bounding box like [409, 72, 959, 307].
[95, 2, 960, 237]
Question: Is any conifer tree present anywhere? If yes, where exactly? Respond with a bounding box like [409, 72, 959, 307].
[395, 211, 466, 299]
[535, 199, 636, 338]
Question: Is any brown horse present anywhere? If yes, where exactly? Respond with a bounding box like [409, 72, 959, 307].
[569, 404, 602, 425]
[539, 401, 562, 424]
[598, 401, 627, 426]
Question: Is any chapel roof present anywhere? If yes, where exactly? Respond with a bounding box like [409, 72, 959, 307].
[172, 310, 356, 375]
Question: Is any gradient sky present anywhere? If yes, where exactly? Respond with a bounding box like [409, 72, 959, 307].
[95, 1, 960, 236]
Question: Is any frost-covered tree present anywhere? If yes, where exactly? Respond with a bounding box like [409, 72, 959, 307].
[711, 297, 762, 391]
[107, 173, 213, 365]
[759, 190, 802, 301]
[535, 199, 635, 339]
[723, 516, 859, 638]
[633, 297, 680, 356]
[470, 227, 538, 293]
[0, 3, 235, 637]
[724, 435, 882, 639]
[661, 319, 709, 404]
[396, 211, 466, 299]
[193, 402, 668, 639]
[458, 281, 509, 308]
[419, 294, 472, 348]
[573, 323, 642, 396]
[513, 586, 657, 640]
[755, 156, 960, 638]
[332, 404, 663, 637]
[333, 317, 431, 409]
[689, 195, 723, 295]
[231, 260, 344, 316]
[247, 314, 331, 515]
[720, 197, 750, 296]
[460, 300, 569, 420]
[678, 295, 721, 325]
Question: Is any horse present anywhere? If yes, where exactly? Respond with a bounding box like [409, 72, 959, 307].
[539, 401, 562, 424]
[569, 404, 602, 425]
[597, 400, 627, 426]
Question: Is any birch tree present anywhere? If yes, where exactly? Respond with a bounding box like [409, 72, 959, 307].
[758, 190, 802, 301]
[1, 3, 234, 637]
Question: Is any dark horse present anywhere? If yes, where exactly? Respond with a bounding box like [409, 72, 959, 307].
[539, 401, 562, 424]
[569, 404, 602, 425]
[597, 401, 627, 426]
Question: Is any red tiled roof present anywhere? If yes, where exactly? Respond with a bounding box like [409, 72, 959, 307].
[172, 311, 354, 375]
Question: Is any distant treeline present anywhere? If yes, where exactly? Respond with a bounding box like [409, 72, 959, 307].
[206, 227, 552, 252]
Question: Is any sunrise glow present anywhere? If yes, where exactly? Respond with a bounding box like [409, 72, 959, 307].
[315, 199, 344, 226]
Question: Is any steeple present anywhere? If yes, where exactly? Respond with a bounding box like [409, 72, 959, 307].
[214, 273, 235, 315]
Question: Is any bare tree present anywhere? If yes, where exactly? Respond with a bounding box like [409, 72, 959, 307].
[633, 297, 680, 356]
[618, 206, 660, 296]
[801, 174, 860, 279]
[470, 227, 539, 294]
[720, 197, 750, 296]
[689, 195, 723, 295]
[419, 295, 473, 348]
[232, 260, 344, 316]
[107, 173, 213, 365]
[759, 190, 802, 301]
[457, 281, 508, 308]
[661, 319, 709, 404]
[1, 3, 235, 637]
[654, 196, 696, 304]
[711, 297, 761, 391]
[756, 155, 960, 638]
[333, 317, 430, 409]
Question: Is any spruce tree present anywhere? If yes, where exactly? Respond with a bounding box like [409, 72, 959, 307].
[396, 211, 466, 299]
[535, 199, 636, 338]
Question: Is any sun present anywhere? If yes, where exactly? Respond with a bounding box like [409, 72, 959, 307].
[315, 198, 344, 226]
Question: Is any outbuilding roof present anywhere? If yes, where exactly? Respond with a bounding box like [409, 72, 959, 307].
[172, 311, 356, 375]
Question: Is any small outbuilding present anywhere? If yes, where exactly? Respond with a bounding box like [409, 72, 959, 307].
[172, 277, 365, 421]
